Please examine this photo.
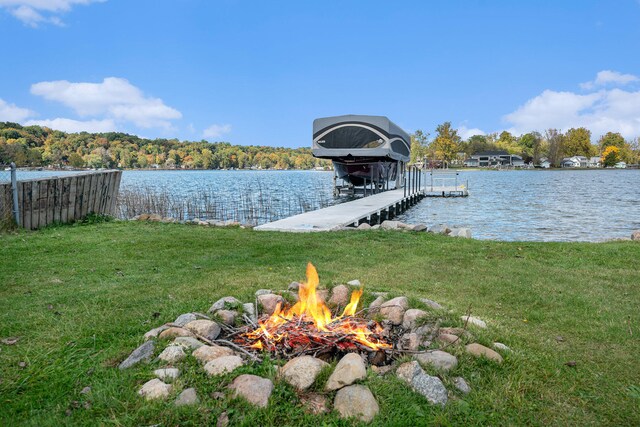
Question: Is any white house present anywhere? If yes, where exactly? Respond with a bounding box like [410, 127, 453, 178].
[588, 157, 601, 168]
[615, 161, 627, 169]
[464, 151, 525, 168]
[538, 157, 551, 168]
[561, 156, 588, 168]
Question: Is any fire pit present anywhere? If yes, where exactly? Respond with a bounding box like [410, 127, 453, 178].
[119, 263, 509, 423]
[234, 263, 391, 360]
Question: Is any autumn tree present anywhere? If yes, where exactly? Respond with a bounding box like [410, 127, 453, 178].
[563, 127, 594, 157]
[601, 146, 620, 167]
[431, 122, 460, 162]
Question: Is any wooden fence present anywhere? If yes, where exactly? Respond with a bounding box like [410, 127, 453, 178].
[0, 170, 122, 230]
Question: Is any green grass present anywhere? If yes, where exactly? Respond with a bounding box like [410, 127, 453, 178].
[1, 222, 639, 426]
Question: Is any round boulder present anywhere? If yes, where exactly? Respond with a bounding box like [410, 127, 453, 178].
[333, 384, 379, 423]
[280, 355, 328, 390]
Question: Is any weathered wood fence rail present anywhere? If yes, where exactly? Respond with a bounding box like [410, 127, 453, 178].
[0, 170, 122, 230]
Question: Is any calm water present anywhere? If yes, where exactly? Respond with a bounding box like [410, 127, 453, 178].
[13, 169, 640, 242]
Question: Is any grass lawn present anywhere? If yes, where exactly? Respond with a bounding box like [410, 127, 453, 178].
[1, 221, 639, 426]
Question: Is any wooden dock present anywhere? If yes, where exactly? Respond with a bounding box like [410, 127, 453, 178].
[255, 168, 469, 233]
[255, 189, 425, 232]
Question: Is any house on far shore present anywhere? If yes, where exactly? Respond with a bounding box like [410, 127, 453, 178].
[588, 157, 601, 168]
[561, 156, 588, 168]
[464, 150, 525, 168]
[615, 161, 627, 169]
[538, 157, 551, 168]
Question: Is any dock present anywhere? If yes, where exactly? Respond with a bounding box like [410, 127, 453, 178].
[254, 189, 424, 232]
[254, 168, 469, 232]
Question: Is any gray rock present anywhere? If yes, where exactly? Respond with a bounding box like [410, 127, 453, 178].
[410, 223, 428, 232]
[288, 281, 300, 291]
[357, 223, 372, 230]
[138, 378, 172, 400]
[184, 319, 221, 341]
[396, 361, 448, 407]
[173, 336, 204, 350]
[347, 279, 362, 287]
[193, 344, 234, 364]
[414, 324, 438, 341]
[437, 333, 461, 345]
[158, 345, 186, 363]
[159, 327, 195, 340]
[403, 309, 428, 329]
[257, 293, 285, 315]
[450, 228, 472, 238]
[333, 385, 379, 423]
[379, 296, 409, 325]
[428, 224, 451, 235]
[414, 350, 458, 371]
[371, 224, 381, 230]
[216, 310, 237, 325]
[380, 220, 401, 230]
[493, 342, 511, 352]
[325, 353, 366, 391]
[420, 298, 444, 310]
[154, 368, 180, 381]
[461, 315, 487, 329]
[329, 284, 350, 307]
[119, 340, 155, 369]
[174, 313, 197, 326]
[631, 230, 640, 240]
[400, 333, 420, 351]
[144, 325, 169, 341]
[208, 296, 241, 313]
[229, 374, 274, 408]
[243, 303, 257, 323]
[453, 377, 471, 394]
[368, 296, 386, 316]
[175, 387, 199, 406]
[280, 355, 329, 390]
[254, 289, 272, 297]
[204, 355, 244, 376]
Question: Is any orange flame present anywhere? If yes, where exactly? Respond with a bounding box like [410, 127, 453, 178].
[246, 263, 390, 351]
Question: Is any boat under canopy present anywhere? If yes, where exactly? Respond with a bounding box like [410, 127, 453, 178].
[312, 115, 411, 187]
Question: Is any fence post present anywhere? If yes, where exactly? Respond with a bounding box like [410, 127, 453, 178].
[10, 162, 20, 226]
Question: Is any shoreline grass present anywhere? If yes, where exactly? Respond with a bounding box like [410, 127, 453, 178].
[1, 222, 639, 426]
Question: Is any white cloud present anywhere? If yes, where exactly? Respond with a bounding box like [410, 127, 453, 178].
[203, 123, 232, 139]
[0, 98, 34, 122]
[457, 125, 485, 140]
[580, 70, 639, 90]
[503, 87, 640, 139]
[25, 117, 116, 133]
[31, 77, 182, 129]
[0, 0, 103, 26]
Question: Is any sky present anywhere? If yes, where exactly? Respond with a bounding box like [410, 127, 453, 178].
[1, 0, 639, 147]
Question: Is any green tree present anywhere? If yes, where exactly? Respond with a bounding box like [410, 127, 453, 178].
[410, 130, 429, 164]
[431, 122, 460, 162]
[564, 127, 594, 157]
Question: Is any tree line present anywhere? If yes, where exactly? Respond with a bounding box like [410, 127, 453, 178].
[2, 121, 639, 170]
[410, 123, 640, 167]
[0, 122, 330, 170]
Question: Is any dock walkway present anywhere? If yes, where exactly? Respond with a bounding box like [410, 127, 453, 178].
[255, 189, 424, 232]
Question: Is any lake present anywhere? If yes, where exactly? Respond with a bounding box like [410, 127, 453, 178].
[10, 169, 640, 242]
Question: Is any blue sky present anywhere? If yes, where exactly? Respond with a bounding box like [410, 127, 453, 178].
[1, 0, 639, 147]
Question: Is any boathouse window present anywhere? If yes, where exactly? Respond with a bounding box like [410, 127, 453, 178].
[317, 126, 384, 149]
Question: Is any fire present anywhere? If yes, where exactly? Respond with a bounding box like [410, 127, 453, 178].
[240, 263, 391, 353]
